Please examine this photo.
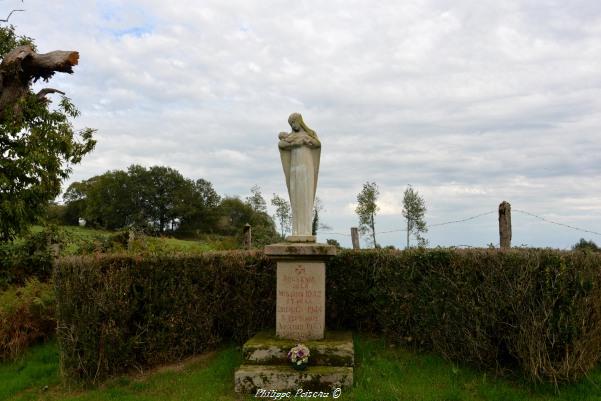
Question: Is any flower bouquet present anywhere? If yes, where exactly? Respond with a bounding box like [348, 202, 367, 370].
[288, 344, 310, 371]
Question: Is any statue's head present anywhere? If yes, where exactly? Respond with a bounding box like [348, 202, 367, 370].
[288, 113, 303, 132]
[288, 112, 317, 139]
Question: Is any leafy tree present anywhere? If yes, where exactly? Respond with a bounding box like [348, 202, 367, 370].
[402, 185, 428, 248]
[0, 24, 32, 55]
[217, 196, 278, 247]
[77, 170, 133, 230]
[62, 179, 93, 225]
[248, 212, 278, 247]
[178, 178, 221, 234]
[0, 25, 95, 241]
[64, 166, 218, 234]
[355, 182, 379, 247]
[194, 178, 221, 209]
[45, 202, 66, 225]
[572, 238, 599, 252]
[312, 197, 331, 236]
[245, 185, 267, 213]
[125, 164, 155, 228]
[271, 193, 291, 237]
[217, 197, 253, 235]
[143, 166, 190, 233]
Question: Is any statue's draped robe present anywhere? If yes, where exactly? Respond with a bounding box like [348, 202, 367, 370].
[279, 134, 320, 237]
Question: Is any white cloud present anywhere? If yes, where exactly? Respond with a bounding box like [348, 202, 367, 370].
[8, 0, 601, 248]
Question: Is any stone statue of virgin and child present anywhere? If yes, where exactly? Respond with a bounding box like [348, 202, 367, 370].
[278, 113, 320, 242]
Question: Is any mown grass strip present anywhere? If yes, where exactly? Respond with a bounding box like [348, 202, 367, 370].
[4, 336, 601, 400]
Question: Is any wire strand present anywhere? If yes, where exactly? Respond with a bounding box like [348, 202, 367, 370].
[513, 209, 601, 237]
[320, 231, 351, 237]
[321, 209, 601, 239]
[376, 210, 497, 235]
[429, 210, 496, 227]
[321, 210, 497, 237]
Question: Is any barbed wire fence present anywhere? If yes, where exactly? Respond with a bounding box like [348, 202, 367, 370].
[320, 206, 600, 248]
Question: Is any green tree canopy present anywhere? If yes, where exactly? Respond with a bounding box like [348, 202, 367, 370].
[0, 25, 95, 241]
[177, 178, 221, 234]
[0, 24, 32, 56]
[216, 196, 278, 247]
[143, 166, 190, 233]
[81, 170, 132, 230]
[63, 165, 219, 234]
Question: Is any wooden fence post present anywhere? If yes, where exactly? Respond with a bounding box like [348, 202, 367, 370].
[499, 201, 512, 249]
[351, 227, 360, 249]
[243, 223, 252, 250]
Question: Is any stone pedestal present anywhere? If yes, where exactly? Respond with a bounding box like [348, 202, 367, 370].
[234, 242, 352, 394]
[285, 235, 316, 243]
[235, 331, 354, 393]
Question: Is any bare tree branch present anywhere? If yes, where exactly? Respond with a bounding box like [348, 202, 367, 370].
[0, 9, 24, 22]
[36, 88, 65, 101]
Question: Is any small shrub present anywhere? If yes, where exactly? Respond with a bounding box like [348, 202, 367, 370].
[0, 226, 60, 289]
[0, 279, 56, 361]
[572, 238, 599, 252]
[326, 239, 342, 248]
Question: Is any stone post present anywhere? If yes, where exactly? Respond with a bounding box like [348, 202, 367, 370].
[499, 201, 512, 249]
[243, 223, 252, 250]
[351, 227, 360, 249]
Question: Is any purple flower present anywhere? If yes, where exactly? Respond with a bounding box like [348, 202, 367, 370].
[297, 350, 304, 357]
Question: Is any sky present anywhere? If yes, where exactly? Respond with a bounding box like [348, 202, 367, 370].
[5, 0, 601, 248]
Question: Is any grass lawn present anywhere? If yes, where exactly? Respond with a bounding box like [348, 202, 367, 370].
[3, 336, 601, 401]
[30, 225, 224, 254]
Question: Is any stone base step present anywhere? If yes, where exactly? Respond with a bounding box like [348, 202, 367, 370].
[243, 331, 354, 366]
[235, 364, 353, 393]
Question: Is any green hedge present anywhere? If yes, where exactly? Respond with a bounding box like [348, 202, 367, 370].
[54, 251, 275, 382]
[328, 249, 601, 384]
[55, 249, 601, 384]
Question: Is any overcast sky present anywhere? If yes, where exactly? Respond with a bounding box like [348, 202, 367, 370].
[7, 0, 601, 248]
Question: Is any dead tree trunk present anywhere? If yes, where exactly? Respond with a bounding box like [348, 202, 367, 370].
[499, 201, 512, 249]
[0, 45, 79, 121]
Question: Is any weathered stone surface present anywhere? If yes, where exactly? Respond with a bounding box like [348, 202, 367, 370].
[285, 235, 316, 243]
[235, 365, 353, 393]
[243, 331, 354, 367]
[278, 113, 321, 238]
[276, 261, 325, 340]
[499, 201, 512, 249]
[265, 243, 337, 259]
